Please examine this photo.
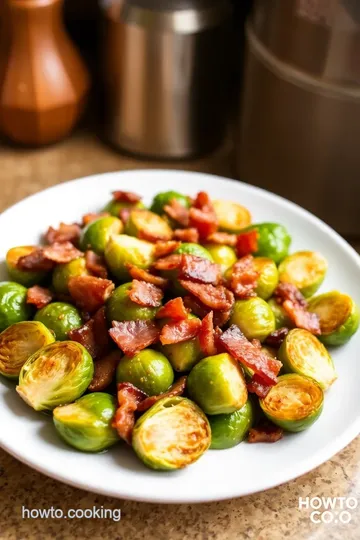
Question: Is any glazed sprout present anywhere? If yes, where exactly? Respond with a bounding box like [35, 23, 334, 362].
[103, 199, 145, 217]
[125, 209, 173, 241]
[229, 297, 276, 342]
[34, 302, 82, 341]
[279, 329, 337, 390]
[204, 244, 237, 274]
[267, 298, 293, 329]
[104, 234, 155, 280]
[160, 314, 203, 372]
[308, 291, 359, 346]
[278, 251, 328, 297]
[209, 400, 254, 450]
[150, 191, 191, 215]
[254, 257, 279, 300]
[132, 396, 211, 470]
[116, 349, 174, 396]
[106, 283, 159, 323]
[16, 341, 94, 411]
[53, 393, 119, 452]
[0, 321, 55, 379]
[260, 374, 324, 432]
[6, 246, 47, 287]
[80, 216, 123, 255]
[52, 257, 89, 294]
[212, 200, 251, 233]
[187, 353, 248, 415]
[241, 223, 291, 264]
[0, 281, 32, 333]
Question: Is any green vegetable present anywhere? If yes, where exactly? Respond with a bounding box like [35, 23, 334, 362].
[116, 349, 174, 396]
[80, 216, 123, 255]
[241, 223, 291, 264]
[103, 199, 145, 217]
[52, 257, 89, 294]
[132, 397, 211, 470]
[53, 393, 119, 452]
[0, 321, 55, 379]
[150, 191, 190, 215]
[34, 302, 82, 341]
[187, 353, 248, 415]
[16, 341, 94, 411]
[125, 209, 173, 241]
[212, 200, 251, 233]
[104, 234, 155, 281]
[160, 314, 203, 372]
[267, 297, 293, 329]
[209, 400, 254, 449]
[174, 243, 214, 261]
[260, 374, 324, 432]
[0, 282, 32, 332]
[278, 251, 328, 297]
[229, 298, 276, 342]
[6, 246, 47, 286]
[204, 244, 237, 274]
[106, 282, 158, 323]
[254, 257, 279, 300]
[279, 328, 337, 390]
[308, 291, 359, 346]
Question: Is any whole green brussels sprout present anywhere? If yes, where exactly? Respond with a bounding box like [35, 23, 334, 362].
[278, 251, 328, 297]
[132, 396, 211, 470]
[6, 246, 47, 286]
[229, 298, 276, 342]
[53, 393, 119, 452]
[160, 314, 203, 372]
[150, 191, 191, 215]
[125, 209, 173, 241]
[0, 281, 32, 332]
[209, 400, 254, 449]
[80, 216, 123, 255]
[106, 283, 159, 323]
[241, 223, 291, 264]
[52, 257, 89, 294]
[267, 297, 293, 329]
[254, 257, 279, 300]
[103, 199, 145, 217]
[212, 200, 251, 233]
[34, 302, 82, 341]
[204, 244, 237, 274]
[16, 341, 94, 411]
[104, 234, 155, 281]
[116, 349, 174, 395]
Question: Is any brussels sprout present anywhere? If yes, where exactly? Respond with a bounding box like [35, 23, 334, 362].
[212, 200, 251, 233]
[308, 291, 359, 346]
[104, 234, 155, 281]
[106, 283, 158, 323]
[187, 353, 248, 415]
[6, 246, 47, 287]
[278, 251, 328, 297]
[241, 223, 291, 264]
[103, 199, 145, 217]
[52, 257, 89, 294]
[160, 314, 203, 372]
[80, 216, 123, 255]
[125, 209, 173, 241]
[150, 191, 191, 215]
[203, 244, 237, 274]
[16, 341, 94, 411]
[34, 302, 82, 341]
[116, 349, 174, 396]
[279, 329, 337, 390]
[267, 297, 293, 329]
[254, 257, 279, 300]
[0, 282, 32, 332]
[174, 243, 214, 261]
[132, 396, 211, 470]
[0, 321, 55, 379]
[229, 298, 276, 342]
[53, 393, 119, 452]
[209, 400, 254, 449]
[260, 373, 324, 432]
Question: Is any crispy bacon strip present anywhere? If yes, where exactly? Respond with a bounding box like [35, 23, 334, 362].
[138, 229, 173, 243]
[126, 264, 168, 288]
[274, 282, 307, 308]
[44, 222, 81, 245]
[69, 307, 111, 359]
[160, 318, 201, 345]
[179, 255, 222, 285]
[156, 298, 189, 321]
[112, 190, 142, 203]
[128, 280, 164, 307]
[154, 241, 181, 258]
[248, 424, 284, 444]
[173, 228, 199, 243]
[82, 212, 110, 227]
[152, 254, 182, 271]
[43, 241, 83, 263]
[274, 283, 321, 335]
[164, 198, 190, 227]
[26, 286, 53, 309]
[264, 327, 289, 348]
[17, 249, 54, 272]
[236, 230, 258, 258]
[85, 250, 108, 279]
[137, 376, 187, 412]
[112, 383, 147, 444]
[188, 191, 218, 239]
[183, 296, 231, 328]
[179, 280, 234, 311]
[88, 350, 121, 392]
[68, 276, 114, 313]
[199, 312, 217, 356]
[206, 232, 237, 246]
[109, 320, 160, 357]
[229, 255, 258, 299]
[247, 374, 272, 398]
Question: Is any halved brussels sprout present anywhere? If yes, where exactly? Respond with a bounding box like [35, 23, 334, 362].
[0, 281, 32, 333]
[53, 393, 119, 452]
[160, 314, 203, 372]
[52, 257, 89, 294]
[212, 200, 251, 233]
[116, 349, 174, 396]
[0, 321, 55, 379]
[187, 353, 248, 415]
[34, 302, 82, 341]
[260, 373, 324, 432]
[16, 341, 94, 411]
[132, 396, 211, 470]
[103, 199, 145, 217]
[278, 251, 328, 297]
[267, 298, 293, 329]
[209, 400, 254, 450]
[229, 298, 276, 342]
[104, 234, 155, 281]
[6, 246, 47, 286]
[174, 243, 214, 261]
[204, 244, 237, 274]
[254, 257, 279, 300]
[125, 209, 173, 241]
[279, 329, 337, 390]
[80, 216, 123, 255]
[241, 223, 291, 264]
[150, 191, 191, 215]
[106, 283, 159, 323]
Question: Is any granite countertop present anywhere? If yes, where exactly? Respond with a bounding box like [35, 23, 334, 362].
[0, 132, 359, 540]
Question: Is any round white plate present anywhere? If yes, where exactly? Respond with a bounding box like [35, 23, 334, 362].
[0, 170, 359, 503]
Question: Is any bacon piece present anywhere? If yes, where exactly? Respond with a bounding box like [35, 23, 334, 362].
[274, 282, 307, 308]
[68, 276, 115, 313]
[183, 295, 209, 319]
[138, 229, 173, 243]
[112, 383, 147, 444]
[119, 208, 131, 224]
[236, 230, 259, 258]
[109, 320, 160, 357]
[154, 241, 181, 258]
[213, 309, 232, 328]
[85, 250, 108, 279]
[156, 298, 189, 321]
[26, 286, 53, 309]
[199, 312, 217, 356]
[188, 191, 218, 239]
[17, 249, 54, 272]
[160, 318, 201, 345]
[82, 212, 110, 227]
[88, 350, 121, 392]
[264, 327, 289, 348]
[229, 255, 258, 299]
[251, 339, 262, 350]
[112, 190, 142, 203]
[173, 228, 199, 243]
[137, 376, 187, 412]
[274, 283, 321, 335]
[179, 255, 222, 285]
[206, 232, 237, 246]
[126, 264, 168, 288]
[164, 198, 189, 227]
[248, 424, 284, 444]
[44, 222, 81, 245]
[247, 374, 272, 398]
[152, 254, 182, 271]
[219, 325, 282, 386]
[69, 307, 111, 359]
[43, 241, 83, 264]
[128, 280, 164, 308]
[179, 280, 234, 311]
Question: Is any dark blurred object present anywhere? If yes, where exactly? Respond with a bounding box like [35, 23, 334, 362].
[236, 0, 360, 236]
[100, 0, 233, 159]
[0, 0, 90, 146]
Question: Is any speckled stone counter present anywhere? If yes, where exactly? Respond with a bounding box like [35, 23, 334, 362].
[0, 132, 359, 540]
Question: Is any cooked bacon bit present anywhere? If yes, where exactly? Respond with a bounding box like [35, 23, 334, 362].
[44, 222, 81, 245]
[251, 339, 262, 350]
[156, 298, 189, 321]
[183, 295, 209, 319]
[137, 376, 187, 412]
[69, 307, 111, 359]
[152, 254, 182, 271]
[88, 350, 121, 392]
[128, 280, 164, 308]
[219, 325, 282, 386]
[179, 255, 222, 285]
[192, 191, 212, 210]
[164, 198, 189, 227]
[160, 318, 201, 345]
[26, 286, 53, 309]
[68, 276, 115, 313]
[119, 208, 131, 224]
[247, 374, 272, 398]
[274, 283, 321, 335]
[213, 309, 232, 328]
[154, 241, 181, 258]
[264, 327, 289, 348]
[126, 264, 168, 288]
[206, 232, 237, 246]
[274, 282, 307, 308]
[179, 280, 234, 311]
[189, 191, 218, 239]
[138, 229, 173, 243]
[173, 228, 199, 243]
[112, 190, 142, 203]
[17, 249, 54, 272]
[109, 320, 160, 357]
[85, 250, 108, 279]
[229, 255, 258, 299]
[82, 212, 110, 227]
[236, 230, 258, 258]
[199, 312, 217, 356]
[214, 326, 227, 353]
[112, 383, 147, 444]
[248, 423, 284, 444]
[43, 241, 83, 264]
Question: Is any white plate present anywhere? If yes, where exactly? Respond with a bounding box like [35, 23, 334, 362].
[0, 170, 359, 503]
